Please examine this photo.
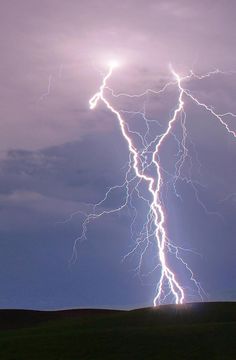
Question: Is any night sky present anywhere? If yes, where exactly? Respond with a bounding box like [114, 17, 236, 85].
[0, 0, 236, 309]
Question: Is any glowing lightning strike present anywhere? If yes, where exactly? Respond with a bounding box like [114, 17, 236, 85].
[89, 62, 186, 305]
[67, 61, 236, 307]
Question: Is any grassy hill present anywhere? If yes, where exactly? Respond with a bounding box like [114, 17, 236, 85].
[0, 302, 235, 359]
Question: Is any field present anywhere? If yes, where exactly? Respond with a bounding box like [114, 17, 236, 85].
[0, 302, 235, 359]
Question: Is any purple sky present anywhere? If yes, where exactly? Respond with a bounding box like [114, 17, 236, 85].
[0, 0, 235, 309]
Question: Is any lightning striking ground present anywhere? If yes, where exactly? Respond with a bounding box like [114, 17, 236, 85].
[69, 62, 236, 306]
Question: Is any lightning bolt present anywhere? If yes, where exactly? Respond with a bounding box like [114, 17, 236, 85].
[38, 75, 53, 102]
[68, 61, 236, 307]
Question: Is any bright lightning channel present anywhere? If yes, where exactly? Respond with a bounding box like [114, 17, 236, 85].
[69, 61, 236, 307]
[89, 62, 186, 306]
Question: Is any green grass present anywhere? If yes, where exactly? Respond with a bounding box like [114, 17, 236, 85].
[0, 302, 235, 359]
